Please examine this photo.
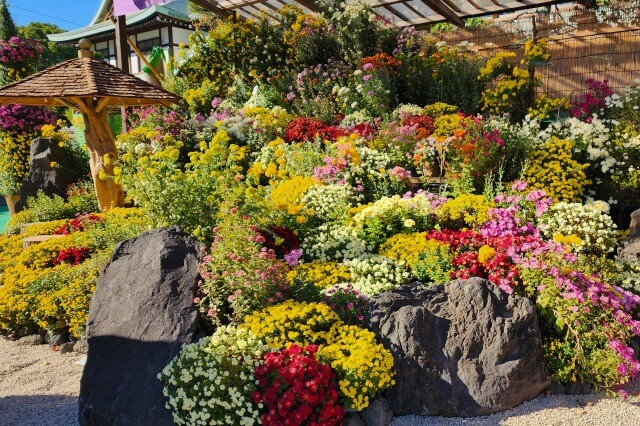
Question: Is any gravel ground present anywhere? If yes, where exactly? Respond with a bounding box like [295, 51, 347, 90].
[392, 379, 640, 426]
[1, 337, 640, 426]
[0, 337, 84, 426]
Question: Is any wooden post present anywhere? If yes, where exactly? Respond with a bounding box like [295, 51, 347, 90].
[82, 106, 125, 211]
[115, 15, 129, 133]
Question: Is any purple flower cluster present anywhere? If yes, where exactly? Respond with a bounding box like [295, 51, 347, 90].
[0, 104, 57, 135]
[0, 36, 42, 64]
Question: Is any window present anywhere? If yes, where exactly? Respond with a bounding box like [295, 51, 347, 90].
[137, 37, 161, 54]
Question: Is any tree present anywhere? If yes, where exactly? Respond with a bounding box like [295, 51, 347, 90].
[0, 0, 17, 41]
[18, 22, 75, 68]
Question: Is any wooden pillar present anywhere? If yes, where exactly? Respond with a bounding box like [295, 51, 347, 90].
[115, 15, 129, 133]
[82, 107, 125, 211]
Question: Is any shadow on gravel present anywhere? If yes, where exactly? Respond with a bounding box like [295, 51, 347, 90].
[0, 395, 77, 426]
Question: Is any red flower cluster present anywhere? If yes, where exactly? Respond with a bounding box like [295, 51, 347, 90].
[427, 230, 530, 291]
[53, 247, 93, 266]
[252, 344, 344, 426]
[256, 226, 301, 258]
[54, 213, 103, 235]
[572, 79, 612, 122]
[361, 53, 402, 73]
[284, 117, 346, 143]
[402, 115, 435, 139]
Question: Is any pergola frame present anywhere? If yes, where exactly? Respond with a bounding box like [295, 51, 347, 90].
[189, 0, 564, 28]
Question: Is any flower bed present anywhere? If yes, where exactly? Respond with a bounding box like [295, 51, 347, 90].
[3, 2, 640, 423]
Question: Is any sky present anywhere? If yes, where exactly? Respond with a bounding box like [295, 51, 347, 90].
[9, 0, 104, 30]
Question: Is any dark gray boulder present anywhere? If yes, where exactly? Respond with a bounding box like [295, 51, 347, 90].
[367, 278, 549, 417]
[20, 138, 78, 208]
[79, 227, 204, 426]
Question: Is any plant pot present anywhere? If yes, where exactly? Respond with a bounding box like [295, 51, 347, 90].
[5, 194, 21, 215]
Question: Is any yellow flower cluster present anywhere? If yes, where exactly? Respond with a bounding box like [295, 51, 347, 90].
[242, 301, 395, 411]
[433, 113, 464, 138]
[379, 232, 430, 268]
[423, 102, 458, 118]
[243, 106, 293, 134]
[242, 300, 340, 347]
[287, 261, 352, 289]
[524, 38, 551, 64]
[437, 194, 494, 230]
[553, 233, 583, 249]
[524, 137, 591, 202]
[478, 51, 516, 80]
[269, 175, 318, 218]
[480, 67, 531, 115]
[528, 94, 567, 121]
[0, 131, 32, 195]
[477, 245, 496, 265]
[318, 325, 395, 411]
[22, 220, 68, 237]
[0, 230, 95, 335]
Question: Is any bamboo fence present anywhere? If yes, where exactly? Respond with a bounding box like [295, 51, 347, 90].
[436, 2, 640, 100]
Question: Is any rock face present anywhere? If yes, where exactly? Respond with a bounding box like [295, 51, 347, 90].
[619, 209, 640, 261]
[367, 278, 549, 417]
[20, 138, 78, 207]
[78, 227, 204, 426]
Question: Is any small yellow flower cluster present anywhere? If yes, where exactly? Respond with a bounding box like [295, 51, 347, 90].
[0, 131, 32, 195]
[524, 38, 551, 64]
[528, 93, 568, 121]
[477, 245, 496, 265]
[242, 300, 340, 347]
[437, 194, 494, 230]
[318, 325, 395, 411]
[287, 261, 352, 289]
[552, 233, 583, 248]
[379, 232, 430, 268]
[422, 102, 458, 118]
[524, 137, 591, 202]
[269, 175, 319, 219]
[478, 51, 516, 80]
[433, 113, 464, 138]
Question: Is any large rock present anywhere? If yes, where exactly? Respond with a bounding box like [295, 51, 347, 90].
[79, 227, 204, 425]
[619, 209, 640, 260]
[367, 278, 549, 417]
[20, 137, 78, 208]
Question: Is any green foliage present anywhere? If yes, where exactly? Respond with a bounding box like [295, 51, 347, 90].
[0, 0, 17, 41]
[17, 22, 75, 68]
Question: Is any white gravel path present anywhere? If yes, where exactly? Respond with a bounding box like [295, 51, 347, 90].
[1, 336, 640, 426]
[0, 337, 84, 426]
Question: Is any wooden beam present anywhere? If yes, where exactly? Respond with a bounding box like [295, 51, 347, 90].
[189, 0, 233, 18]
[69, 97, 90, 114]
[58, 98, 83, 113]
[115, 15, 130, 73]
[95, 97, 112, 113]
[296, 0, 320, 12]
[416, 0, 464, 26]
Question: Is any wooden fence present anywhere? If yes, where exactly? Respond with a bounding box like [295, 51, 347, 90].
[435, 2, 640, 100]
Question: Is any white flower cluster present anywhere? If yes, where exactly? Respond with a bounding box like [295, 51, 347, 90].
[302, 223, 370, 261]
[539, 202, 619, 254]
[302, 184, 356, 222]
[392, 103, 424, 119]
[159, 326, 267, 425]
[351, 193, 436, 230]
[539, 116, 616, 173]
[346, 255, 410, 296]
[351, 147, 392, 178]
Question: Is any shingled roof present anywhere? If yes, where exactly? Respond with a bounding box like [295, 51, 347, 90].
[0, 57, 180, 109]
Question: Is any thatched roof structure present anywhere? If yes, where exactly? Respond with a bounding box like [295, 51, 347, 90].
[0, 57, 179, 111]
